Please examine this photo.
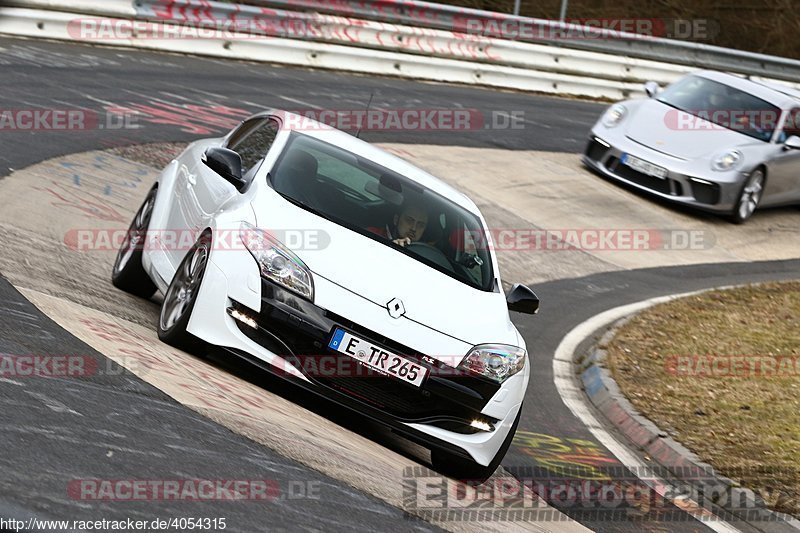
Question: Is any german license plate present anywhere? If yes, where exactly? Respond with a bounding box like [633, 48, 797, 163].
[328, 328, 428, 387]
[621, 153, 668, 179]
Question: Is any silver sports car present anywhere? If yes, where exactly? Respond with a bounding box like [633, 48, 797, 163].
[583, 70, 800, 223]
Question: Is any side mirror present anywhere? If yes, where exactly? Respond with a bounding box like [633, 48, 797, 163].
[644, 81, 660, 98]
[202, 148, 246, 191]
[784, 135, 800, 150]
[506, 283, 540, 315]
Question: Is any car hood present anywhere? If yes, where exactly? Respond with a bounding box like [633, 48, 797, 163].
[623, 99, 757, 160]
[252, 193, 519, 358]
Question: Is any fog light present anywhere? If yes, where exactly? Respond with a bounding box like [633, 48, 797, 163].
[228, 307, 257, 329]
[470, 419, 493, 432]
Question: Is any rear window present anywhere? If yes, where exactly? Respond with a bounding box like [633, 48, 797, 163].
[268, 133, 494, 291]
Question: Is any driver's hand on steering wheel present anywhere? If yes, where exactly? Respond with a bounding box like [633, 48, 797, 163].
[393, 237, 412, 247]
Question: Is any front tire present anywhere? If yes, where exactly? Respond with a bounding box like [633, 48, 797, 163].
[730, 169, 764, 224]
[430, 406, 522, 483]
[157, 232, 211, 350]
[112, 186, 158, 298]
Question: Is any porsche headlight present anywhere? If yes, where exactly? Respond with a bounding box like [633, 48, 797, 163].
[239, 222, 314, 300]
[601, 104, 627, 128]
[711, 150, 743, 171]
[459, 344, 526, 383]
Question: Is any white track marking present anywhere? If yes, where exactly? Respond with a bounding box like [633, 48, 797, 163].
[188, 88, 229, 100]
[83, 94, 119, 108]
[553, 289, 743, 533]
[278, 95, 324, 109]
[24, 391, 83, 416]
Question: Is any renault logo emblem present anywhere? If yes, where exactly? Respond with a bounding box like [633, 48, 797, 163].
[386, 298, 405, 319]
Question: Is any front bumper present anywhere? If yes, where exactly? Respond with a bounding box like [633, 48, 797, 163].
[187, 256, 524, 466]
[582, 131, 746, 213]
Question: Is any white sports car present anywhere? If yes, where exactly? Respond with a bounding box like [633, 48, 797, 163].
[111, 111, 539, 480]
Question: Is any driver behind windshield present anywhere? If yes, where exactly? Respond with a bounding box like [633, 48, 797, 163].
[368, 201, 429, 248]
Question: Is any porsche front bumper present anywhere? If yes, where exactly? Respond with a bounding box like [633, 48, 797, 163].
[582, 131, 747, 213]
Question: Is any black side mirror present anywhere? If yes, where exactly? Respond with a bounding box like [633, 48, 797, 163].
[506, 283, 540, 315]
[202, 148, 246, 191]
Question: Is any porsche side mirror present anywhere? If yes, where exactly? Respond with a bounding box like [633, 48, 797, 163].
[506, 283, 540, 315]
[784, 135, 800, 150]
[203, 148, 246, 191]
[644, 81, 660, 98]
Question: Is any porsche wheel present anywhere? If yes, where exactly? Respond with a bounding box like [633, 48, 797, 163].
[731, 168, 764, 224]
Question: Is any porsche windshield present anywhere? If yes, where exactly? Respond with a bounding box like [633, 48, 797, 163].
[657, 76, 781, 142]
[268, 133, 494, 291]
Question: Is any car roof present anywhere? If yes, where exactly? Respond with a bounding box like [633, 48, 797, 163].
[251, 110, 481, 214]
[752, 80, 800, 106]
[693, 70, 800, 109]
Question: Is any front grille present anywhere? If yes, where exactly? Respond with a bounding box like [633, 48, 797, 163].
[607, 156, 672, 195]
[690, 179, 721, 204]
[228, 292, 498, 424]
[318, 373, 446, 419]
[585, 138, 609, 163]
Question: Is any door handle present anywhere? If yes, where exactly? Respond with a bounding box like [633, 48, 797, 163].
[187, 174, 197, 186]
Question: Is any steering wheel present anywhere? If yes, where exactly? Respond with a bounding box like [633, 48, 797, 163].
[405, 242, 454, 272]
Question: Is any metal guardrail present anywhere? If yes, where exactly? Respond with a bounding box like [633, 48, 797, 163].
[0, 5, 646, 99]
[6, 0, 800, 85]
[239, 0, 800, 84]
[0, 0, 798, 99]
[126, 0, 688, 85]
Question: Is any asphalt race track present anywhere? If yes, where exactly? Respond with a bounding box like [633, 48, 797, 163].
[0, 277, 438, 532]
[1, 36, 799, 533]
[0, 38, 603, 178]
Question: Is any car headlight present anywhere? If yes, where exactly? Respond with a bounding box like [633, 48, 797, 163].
[459, 344, 526, 383]
[601, 104, 627, 128]
[711, 150, 743, 171]
[239, 222, 314, 301]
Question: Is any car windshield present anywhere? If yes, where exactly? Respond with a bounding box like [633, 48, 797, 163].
[657, 76, 781, 142]
[268, 133, 495, 291]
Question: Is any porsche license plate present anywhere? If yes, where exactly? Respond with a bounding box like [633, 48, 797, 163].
[328, 328, 428, 387]
[621, 153, 668, 179]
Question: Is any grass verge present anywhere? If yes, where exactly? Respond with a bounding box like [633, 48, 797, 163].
[605, 281, 800, 516]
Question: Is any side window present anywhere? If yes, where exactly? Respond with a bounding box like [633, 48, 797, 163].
[227, 118, 279, 175]
[780, 108, 800, 142]
[226, 118, 264, 150]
